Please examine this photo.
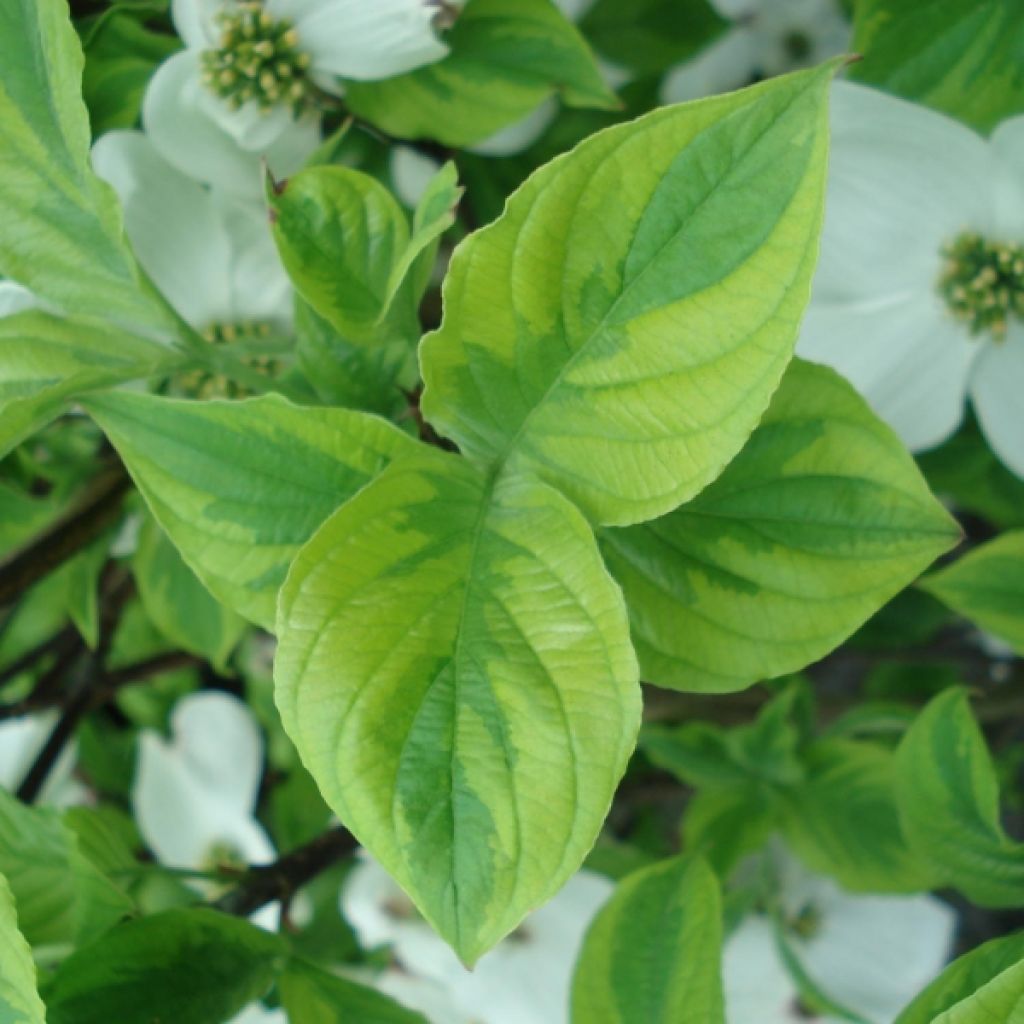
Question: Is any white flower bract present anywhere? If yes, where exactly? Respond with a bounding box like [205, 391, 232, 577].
[797, 81, 1024, 478]
[91, 130, 292, 337]
[723, 857, 956, 1023]
[132, 691, 275, 883]
[342, 854, 613, 1024]
[662, 0, 849, 103]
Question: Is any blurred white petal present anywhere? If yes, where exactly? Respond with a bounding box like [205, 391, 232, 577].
[144, 51, 318, 198]
[213, 193, 293, 326]
[799, 293, 977, 453]
[171, 0, 219, 47]
[661, 28, 758, 104]
[753, 0, 849, 77]
[990, 115, 1024, 237]
[552, 0, 596, 20]
[970, 324, 1024, 479]
[343, 855, 612, 1024]
[391, 146, 442, 208]
[375, 970, 471, 1024]
[0, 281, 39, 318]
[723, 917, 799, 1023]
[168, 691, 265, 813]
[133, 693, 274, 872]
[92, 130, 232, 329]
[814, 82, 993, 303]
[290, 0, 449, 81]
[0, 715, 83, 807]
[794, 889, 956, 1023]
[725, 860, 954, 1024]
[228, 1003, 288, 1024]
[194, 84, 298, 153]
[469, 99, 558, 157]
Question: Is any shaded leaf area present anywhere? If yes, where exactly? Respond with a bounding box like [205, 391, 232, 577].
[602, 360, 959, 693]
[41, 908, 286, 1024]
[0, 872, 46, 1024]
[921, 532, 1024, 655]
[851, 0, 1024, 133]
[896, 689, 1024, 906]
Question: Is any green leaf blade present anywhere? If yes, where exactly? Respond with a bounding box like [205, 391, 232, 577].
[0, 790, 133, 953]
[921, 531, 1024, 656]
[895, 932, 1024, 1024]
[85, 391, 419, 629]
[280, 959, 429, 1024]
[41, 908, 286, 1024]
[421, 65, 838, 527]
[0, 0, 172, 332]
[275, 452, 640, 964]
[895, 688, 1024, 906]
[601, 359, 960, 692]
[0, 310, 174, 460]
[570, 856, 725, 1024]
[345, 0, 616, 147]
[851, 0, 1024, 133]
[0, 872, 47, 1024]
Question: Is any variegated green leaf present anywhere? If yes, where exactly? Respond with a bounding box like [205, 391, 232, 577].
[275, 451, 640, 964]
[896, 932, 1024, 1024]
[920, 531, 1024, 656]
[421, 64, 837, 527]
[0, 0, 175, 334]
[0, 310, 176, 460]
[85, 391, 418, 629]
[571, 856, 724, 1024]
[0, 872, 46, 1024]
[269, 166, 417, 341]
[896, 688, 1024, 907]
[851, 0, 1024, 133]
[600, 359, 959, 692]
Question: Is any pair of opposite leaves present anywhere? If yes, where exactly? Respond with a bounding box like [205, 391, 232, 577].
[94, 59, 958, 966]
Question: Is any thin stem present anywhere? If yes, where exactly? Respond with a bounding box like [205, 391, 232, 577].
[15, 571, 133, 804]
[0, 650, 203, 721]
[0, 463, 131, 608]
[0, 623, 81, 693]
[213, 827, 357, 917]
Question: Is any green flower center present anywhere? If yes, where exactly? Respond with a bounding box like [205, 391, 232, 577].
[939, 232, 1024, 341]
[789, 902, 823, 940]
[200, 2, 313, 114]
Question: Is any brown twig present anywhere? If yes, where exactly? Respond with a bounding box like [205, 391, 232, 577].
[213, 826, 358, 918]
[15, 569, 134, 803]
[0, 462, 132, 608]
[0, 650, 203, 721]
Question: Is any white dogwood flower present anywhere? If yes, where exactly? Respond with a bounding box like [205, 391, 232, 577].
[132, 691, 275, 891]
[662, 0, 849, 103]
[342, 854, 613, 1024]
[724, 860, 955, 1023]
[144, 0, 454, 192]
[92, 130, 292, 340]
[797, 81, 1024, 478]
